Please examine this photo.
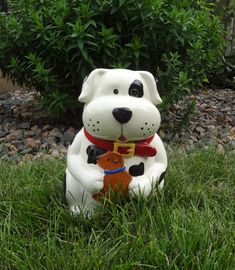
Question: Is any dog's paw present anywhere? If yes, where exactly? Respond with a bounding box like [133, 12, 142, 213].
[86, 178, 104, 195]
[129, 176, 154, 197]
[86, 145, 107, 164]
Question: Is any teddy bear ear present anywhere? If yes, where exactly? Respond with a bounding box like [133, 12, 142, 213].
[78, 68, 107, 103]
[138, 71, 162, 105]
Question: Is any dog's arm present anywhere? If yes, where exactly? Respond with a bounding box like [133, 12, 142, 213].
[129, 134, 167, 197]
[67, 130, 103, 194]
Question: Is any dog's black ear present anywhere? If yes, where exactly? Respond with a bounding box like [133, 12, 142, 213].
[86, 145, 107, 164]
[129, 162, 145, 176]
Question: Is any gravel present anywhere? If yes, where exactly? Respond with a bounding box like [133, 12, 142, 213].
[0, 88, 234, 161]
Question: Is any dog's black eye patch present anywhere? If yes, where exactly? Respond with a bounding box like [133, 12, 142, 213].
[129, 80, 143, 98]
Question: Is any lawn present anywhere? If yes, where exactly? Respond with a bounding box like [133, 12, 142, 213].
[0, 147, 235, 270]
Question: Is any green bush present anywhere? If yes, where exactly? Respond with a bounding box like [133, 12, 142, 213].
[0, 0, 225, 116]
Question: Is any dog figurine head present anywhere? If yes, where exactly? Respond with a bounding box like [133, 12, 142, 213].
[78, 69, 162, 142]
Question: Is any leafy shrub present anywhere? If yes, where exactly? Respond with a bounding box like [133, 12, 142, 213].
[0, 0, 225, 116]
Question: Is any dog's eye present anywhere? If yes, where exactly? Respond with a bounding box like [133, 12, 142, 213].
[113, 89, 119, 95]
[129, 88, 139, 97]
[129, 80, 143, 98]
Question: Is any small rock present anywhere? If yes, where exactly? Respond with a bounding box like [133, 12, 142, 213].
[11, 140, 24, 150]
[24, 130, 36, 138]
[18, 122, 30, 129]
[4, 123, 14, 132]
[9, 144, 18, 153]
[43, 136, 56, 145]
[50, 149, 60, 157]
[31, 125, 42, 137]
[24, 138, 41, 149]
[42, 131, 49, 139]
[62, 127, 76, 145]
[0, 107, 4, 115]
[7, 130, 24, 141]
[39, 144, 50, 152]
[42, 124, 53, 131]
[0, 137, 6, 143]
[172, 134, 179, 142]
[187, 139, 194, 145]
[60, 147, 67, 156]
[49, 128, 63, 138]
[217, 144, 225, 154]
[22, 154, 34, 161]
[21, 148, 33, 155]
[0, 131, 7, 138]
[158, 130, 166, 139]
[195, 126, 205, 134]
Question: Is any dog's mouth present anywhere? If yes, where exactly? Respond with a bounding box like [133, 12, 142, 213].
[118, 135, 127, 142]
[118, 125, 127, 142]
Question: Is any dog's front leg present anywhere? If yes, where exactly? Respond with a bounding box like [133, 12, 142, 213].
[67, 131, 103, 194]
[128, 162, 167, 197]
[67, 154, 103, 194]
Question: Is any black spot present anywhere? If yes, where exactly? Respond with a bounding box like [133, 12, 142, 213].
[129, 162, 145, 177]
[159, 171, 166, 184]
[86, 145, 107, 164]
[129, 80, 144, 98]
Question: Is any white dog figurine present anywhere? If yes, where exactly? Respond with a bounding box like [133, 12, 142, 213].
[65, 68, 167, 215]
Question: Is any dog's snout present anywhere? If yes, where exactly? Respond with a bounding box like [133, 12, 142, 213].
[112, 107, 132, 124]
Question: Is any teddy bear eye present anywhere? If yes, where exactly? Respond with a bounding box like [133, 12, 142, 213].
[113, 89, 119, 95]
[129, 80, 143, 98]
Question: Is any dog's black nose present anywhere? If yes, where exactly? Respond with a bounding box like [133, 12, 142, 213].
[112, 107, 132, 124]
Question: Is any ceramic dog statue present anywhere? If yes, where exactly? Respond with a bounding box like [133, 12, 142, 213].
[65, 68, 167, 215]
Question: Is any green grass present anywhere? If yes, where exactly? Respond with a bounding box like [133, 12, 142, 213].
[0, 147, 235, 270]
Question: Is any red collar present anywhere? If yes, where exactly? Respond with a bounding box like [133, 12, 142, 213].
[84, 128, 157, 157]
